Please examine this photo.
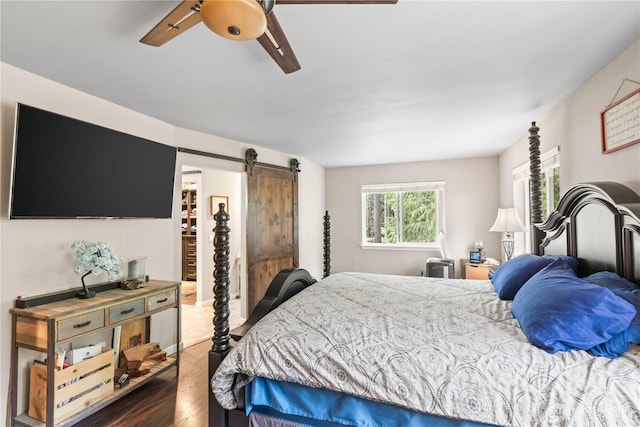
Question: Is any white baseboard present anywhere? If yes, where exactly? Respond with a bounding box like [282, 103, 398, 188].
[165, 342, 179, 356]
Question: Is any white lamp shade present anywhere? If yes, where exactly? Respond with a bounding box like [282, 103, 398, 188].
[489, 208, 526, 233]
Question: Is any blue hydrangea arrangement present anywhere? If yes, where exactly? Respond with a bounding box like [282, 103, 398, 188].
[72, 240, 123, 298]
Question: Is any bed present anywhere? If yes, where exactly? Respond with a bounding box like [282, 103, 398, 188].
[207, 123, 640, 427]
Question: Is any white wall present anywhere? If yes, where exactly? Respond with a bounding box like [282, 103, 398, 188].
[197, 168, 242, 305]
[0, 63, 325, 421]
[298, 160, 326, 279]
[323, 40, 640, 280]
[325, 156, 500, 277]
[498, 41, 640, 205]
[0, 63, 178, 421]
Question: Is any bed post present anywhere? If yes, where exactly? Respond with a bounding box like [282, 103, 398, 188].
[209, 202, 232, 427]
[528, 121, 544, 255]
[323, 211, 331, 278]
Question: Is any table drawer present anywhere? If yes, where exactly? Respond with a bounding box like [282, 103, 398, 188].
[465, 263, 491, 280]
[109, 299, 144, 324]
[147, 290, 176, 312]
[58, 310, 105, 341]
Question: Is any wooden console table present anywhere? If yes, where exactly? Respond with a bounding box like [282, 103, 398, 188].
[10, 280, 181, 427]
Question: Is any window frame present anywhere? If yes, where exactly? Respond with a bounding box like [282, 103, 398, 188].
[361, 181, 446, 250]
[512, 147, 560, 254]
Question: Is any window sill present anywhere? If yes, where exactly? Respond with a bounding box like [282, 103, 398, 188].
[361, 243, 440, 252]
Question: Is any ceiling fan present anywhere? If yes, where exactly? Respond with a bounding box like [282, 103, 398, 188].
[140, 0, 398, 74]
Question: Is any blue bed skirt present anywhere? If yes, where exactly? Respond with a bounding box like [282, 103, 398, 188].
[247, 377, 498, 427]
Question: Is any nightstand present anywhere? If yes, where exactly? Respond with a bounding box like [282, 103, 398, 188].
[465, 263, 493, 280]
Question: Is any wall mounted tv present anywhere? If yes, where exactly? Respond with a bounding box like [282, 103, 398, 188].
[10, 103, 177, 219]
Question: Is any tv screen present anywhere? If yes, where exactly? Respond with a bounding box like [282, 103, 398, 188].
[10, 103, 177, 219]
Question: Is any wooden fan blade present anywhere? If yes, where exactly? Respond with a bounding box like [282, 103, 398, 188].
[257, 12, 301, 74]
[140, 0, 202, 47]
[276, 0, 398, 4]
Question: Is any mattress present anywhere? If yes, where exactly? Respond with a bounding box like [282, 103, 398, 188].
[212, 272, 640, 426]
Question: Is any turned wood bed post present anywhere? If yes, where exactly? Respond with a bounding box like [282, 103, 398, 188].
[323, 211, 331, 278]
[212, 202, 231, 354]
[528, 121, 544, 255]
[209, 202, 232, 426]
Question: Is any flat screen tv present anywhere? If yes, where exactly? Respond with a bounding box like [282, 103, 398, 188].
[10, 103, 177, 219]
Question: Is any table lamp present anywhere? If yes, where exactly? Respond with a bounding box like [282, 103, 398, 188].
[489, 208, 526, 260]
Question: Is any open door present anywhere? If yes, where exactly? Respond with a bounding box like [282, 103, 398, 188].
[246, 165, 299, 314]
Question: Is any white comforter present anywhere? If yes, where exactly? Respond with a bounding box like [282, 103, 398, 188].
[211, 272, 640, 426]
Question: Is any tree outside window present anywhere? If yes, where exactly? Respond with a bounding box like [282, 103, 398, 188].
[362, 182, 444, 248]
[540, 166, 560, 221]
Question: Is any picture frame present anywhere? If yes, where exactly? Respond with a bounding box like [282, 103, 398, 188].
[210, 195, 229, 216]
[601, 87, 640, 154]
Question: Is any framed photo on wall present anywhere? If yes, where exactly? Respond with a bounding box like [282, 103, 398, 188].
[601, 87, 640, 154]
[210, 195, 229, 216]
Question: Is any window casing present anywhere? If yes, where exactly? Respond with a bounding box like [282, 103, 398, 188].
[361, 181, 445, 249]
[512, 147, 560, 254]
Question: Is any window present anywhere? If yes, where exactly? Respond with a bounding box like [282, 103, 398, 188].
[361, 181, 445, 249]
[541, 166, 561, 220]
[512, 147, 560, 253]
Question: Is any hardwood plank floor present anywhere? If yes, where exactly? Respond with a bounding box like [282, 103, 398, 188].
[181, 281, 197, 305]
[182, 298, 243, 348]
[74, 340, 211, 427]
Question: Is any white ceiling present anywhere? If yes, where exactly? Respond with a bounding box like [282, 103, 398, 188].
[1, 1, 639, 168]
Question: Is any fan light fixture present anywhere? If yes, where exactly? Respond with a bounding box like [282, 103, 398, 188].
[200, 0, 275, 41]
[489, 208, 526, 261]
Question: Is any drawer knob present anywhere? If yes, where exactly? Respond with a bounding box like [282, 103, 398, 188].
[156, 298, 168, 303]
[73, 320, 91, 328]
[120, 308, 135, 315]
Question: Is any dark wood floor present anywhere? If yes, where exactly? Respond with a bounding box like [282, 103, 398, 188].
[75, 340, 210, 427]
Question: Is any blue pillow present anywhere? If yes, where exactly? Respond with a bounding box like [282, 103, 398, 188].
[542, 255, 579, 273]
[512, 259, 636, 353]
[490, 254, 554, 300]
[583, 271, 639, 292]
[587, 289, 640, 358]
[587, 324, 640, 358]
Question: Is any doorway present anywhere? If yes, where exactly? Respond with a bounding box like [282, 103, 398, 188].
[180, 165, 245, 348]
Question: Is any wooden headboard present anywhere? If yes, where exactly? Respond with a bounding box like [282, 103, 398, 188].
[535, 182, 640, 285]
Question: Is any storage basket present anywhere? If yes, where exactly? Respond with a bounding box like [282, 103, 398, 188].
[28, 348, 114, 424]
